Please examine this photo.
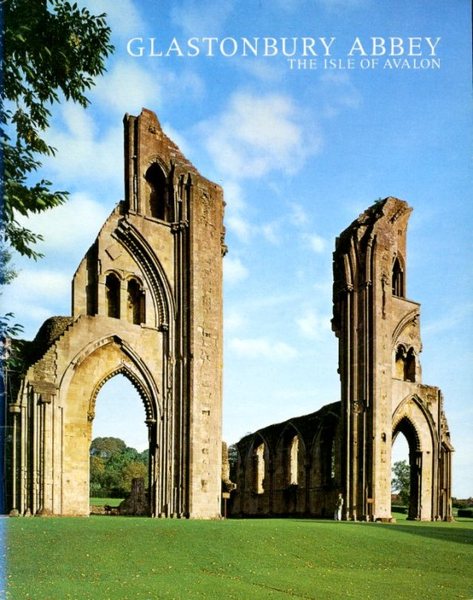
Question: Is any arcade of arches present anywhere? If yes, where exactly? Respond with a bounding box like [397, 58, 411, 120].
[5, 111, 453, 521]
[230, 198, 453, 521]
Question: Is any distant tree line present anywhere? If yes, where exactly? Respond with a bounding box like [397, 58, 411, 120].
[90, 437, 147, 498]
[391, 460, 410, 506]
[452, 497, 473, 508]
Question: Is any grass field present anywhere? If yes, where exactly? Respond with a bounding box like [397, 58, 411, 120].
[3, 516, 473, 599]
[89, 498, 124, 507]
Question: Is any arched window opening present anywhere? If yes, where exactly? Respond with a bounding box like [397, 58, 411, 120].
[90, 374, 149, 509]
[287, 435, 299, 486]
[392, 256, 404, 297]
[405, 348, 416, 382]
[105, 273, 120, 318]
[86, 243, 98, 315]
[391, 431, 409, 518]
[319, 420, 337, 487]
[394, 345, 416, 382]
[145, 163, 167, 220]
[394, 345, 406, 379]
[127, 278, 145, 325]
[252, 442, 265, 495]
[392, 418, 421, 520]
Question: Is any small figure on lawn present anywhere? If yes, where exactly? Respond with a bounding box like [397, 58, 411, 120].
[334, 493, 343, 521]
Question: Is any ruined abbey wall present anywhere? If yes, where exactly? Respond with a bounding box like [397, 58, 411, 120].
[5, 111, 452, 522]
[231, 198, 453, 521]
[7, 109, 226, 518]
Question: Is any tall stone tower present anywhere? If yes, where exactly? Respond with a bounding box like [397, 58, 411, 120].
[7, 109, 226, 518]
[332, 197, 453, 521]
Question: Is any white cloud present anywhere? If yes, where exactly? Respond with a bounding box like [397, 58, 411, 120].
[224, 256, 249, 284]
[44, 59, 203, 191]
[162, 69, 206, 101]
[296, 309, 331, 340]
[290, 203, 310, 227]
[44, 103, 122, 186]
[171, 0, 236, 36]
[226, 214, 253, 242]
[223, 180, 246, 212]
[17, 193, 109, 257]
[199, 91, 322, 179]
[229, 337, 298, 360]
[14, 269, 71, 299]
[95, 62, 204, 113]
[306, 233, 327, 253]
[3, 268, 72, 335]
[224, 310, 246, 332]
[91, 62, 163, 116]
[261, 222, 281, 245]
[221, 180, 254, 242]
[239, 60, 285, 83]
[83, 0, 146, 40]
[319, 72, 362, 118]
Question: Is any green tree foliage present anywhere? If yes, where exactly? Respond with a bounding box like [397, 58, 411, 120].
[121, 461, 148, 493]
[89, 437, 148, 498]
[1, 0, 113, 259]
[90, 437, 127, 459]
[0, 249, 23, 362]
[228, 444, 238, 468]
[391, 459, 410, 506]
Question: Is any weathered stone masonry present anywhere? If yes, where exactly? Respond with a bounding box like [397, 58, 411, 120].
[231, 198, 453, 521]
[5, 111, 453, 522]
[7, 109, 226, 518]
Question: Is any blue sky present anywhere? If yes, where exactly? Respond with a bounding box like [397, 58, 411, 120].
[3, 0, 472, 497]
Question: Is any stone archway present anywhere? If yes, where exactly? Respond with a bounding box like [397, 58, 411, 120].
[90, 373, 150, 504]
[60, 336, 161, 517]
[6, 109, 226, 519]
[392, 395, 440, 521]
[392, 417, 422, 520]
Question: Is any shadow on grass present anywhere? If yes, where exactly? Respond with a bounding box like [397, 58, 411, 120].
[294, 518, 473, 545]
[384, 522, 473, 545]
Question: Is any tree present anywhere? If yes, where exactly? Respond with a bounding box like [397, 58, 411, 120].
[228, 444, 238, 468]
[1, 0, 113, 259]
[89, 437, 149, 497]
[89, 454, 106, 496]
[90, 437, 126, 459]
[121, 461, 148, 493]
[392, 460, 410, 506]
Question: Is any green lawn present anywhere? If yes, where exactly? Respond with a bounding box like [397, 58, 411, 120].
[89, 497, 124, 507]
[3, 517, 473, 599]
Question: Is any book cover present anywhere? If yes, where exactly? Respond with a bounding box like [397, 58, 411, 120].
[3, 0, 472, 507]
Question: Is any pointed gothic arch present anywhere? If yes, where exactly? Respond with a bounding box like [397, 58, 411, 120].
[145, 162, 168, 221]
[90, 372, 151, 509]
[394, 344, 417, 382]
[7, 109, 225, 520]
[88, 362, 157, 425]
[311, 412, 339, 489]
[115, 220, 174, 329]
[249, 435, 268, 496]
[126, 277, 146, 325]
[392, 416, 421, 519]
[392, 394, 440, 520]
[105, 272, 120, 318]
[392, 254, 405, 297]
